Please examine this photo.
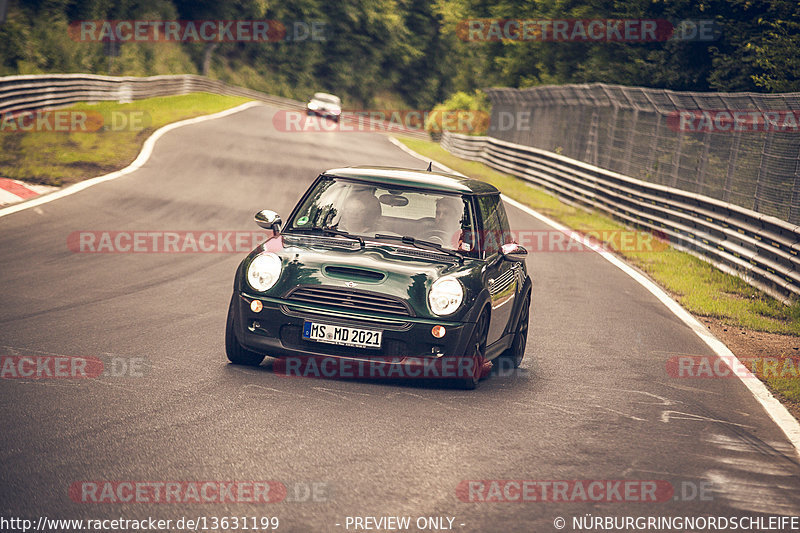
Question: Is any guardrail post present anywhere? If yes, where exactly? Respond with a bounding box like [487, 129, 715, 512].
[646, 112, 662, 181]
[791, 145, 800, 224]
[753, 131, 773, 213]
[670, 133, 685, 188]
[583, 110, 599, 167]
[604, 105, 619, 169]
[723, 133, 741, 204]
[695, 131, 711, 195]
[117, 82, 132, 104]
[622, 109, 639, 176]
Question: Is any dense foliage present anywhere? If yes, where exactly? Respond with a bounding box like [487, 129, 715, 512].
[0, 0, 794, 108]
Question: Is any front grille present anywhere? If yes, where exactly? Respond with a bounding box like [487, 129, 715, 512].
[281, 304, 411, 329]
[286, 285, 412, 316]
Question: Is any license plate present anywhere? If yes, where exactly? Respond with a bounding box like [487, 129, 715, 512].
[302, 321, 382, 349]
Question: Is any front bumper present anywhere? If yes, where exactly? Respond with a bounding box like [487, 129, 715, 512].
[234, 292, 474, 363]
[306, 108, 340, 121]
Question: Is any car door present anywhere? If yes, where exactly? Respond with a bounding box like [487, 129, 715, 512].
[477, 194, 518, 345]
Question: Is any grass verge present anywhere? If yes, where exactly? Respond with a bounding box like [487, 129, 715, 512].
[397, 136, 800, 408]
[0, 93, 251, 187]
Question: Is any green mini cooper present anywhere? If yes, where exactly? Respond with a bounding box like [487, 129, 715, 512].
[225, 166, 531, 388]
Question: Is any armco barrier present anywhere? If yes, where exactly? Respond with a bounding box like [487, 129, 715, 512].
[0, 74, 302, 114]
[0, 73, 429, 139]
[442, 131, 800, 303]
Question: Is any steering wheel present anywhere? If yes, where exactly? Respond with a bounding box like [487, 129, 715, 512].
[423, 229, 452, 246]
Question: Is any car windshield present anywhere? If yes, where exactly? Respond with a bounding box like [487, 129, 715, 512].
[287, 177, 475, 253]
[314, 93, 340, 105]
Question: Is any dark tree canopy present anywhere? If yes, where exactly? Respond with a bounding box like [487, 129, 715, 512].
[0, 0, 796, 108]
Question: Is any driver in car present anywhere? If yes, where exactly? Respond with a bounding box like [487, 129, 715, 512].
[339, 189, 382, 235]
[426, 197, 466, 250]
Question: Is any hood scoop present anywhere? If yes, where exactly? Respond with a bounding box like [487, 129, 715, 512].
[324, 265, 386, 282]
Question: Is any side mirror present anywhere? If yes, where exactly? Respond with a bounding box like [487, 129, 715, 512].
[254, 210, 282, 235]
[501, 242, 527, 262]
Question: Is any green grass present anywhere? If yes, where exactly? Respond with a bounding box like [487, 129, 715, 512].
[0, 93, 251, 187]
[397, 136, 800, 336]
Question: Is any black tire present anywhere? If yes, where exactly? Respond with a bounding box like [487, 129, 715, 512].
[455, 312, 488, 389]
[225, 295, 265, 366]
[501, 294, 530, 368]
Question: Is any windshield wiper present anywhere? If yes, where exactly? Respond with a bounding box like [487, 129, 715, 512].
[373, 234, 463, 262]
[302, 227, 364, 247]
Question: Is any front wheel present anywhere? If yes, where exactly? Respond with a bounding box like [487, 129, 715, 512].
[500, 294, 529, 368]
[225, 295, 265, 366]
[455, 312, 488, 389]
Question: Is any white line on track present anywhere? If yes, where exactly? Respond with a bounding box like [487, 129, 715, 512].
[389, 135, 800, 459]
[0, 101, 262, 219]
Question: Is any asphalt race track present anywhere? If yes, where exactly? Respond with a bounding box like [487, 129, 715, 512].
[1, 103, 798, 532]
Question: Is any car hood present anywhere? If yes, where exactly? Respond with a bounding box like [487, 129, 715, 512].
[241, 234, 484, 320]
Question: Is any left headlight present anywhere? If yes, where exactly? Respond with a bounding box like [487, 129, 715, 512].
[428, 276, 464, 316]
[247, 252, 282, 292]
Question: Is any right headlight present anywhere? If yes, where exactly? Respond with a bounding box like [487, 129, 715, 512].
[247, 252, 282, 292]
[428, 276, 464, 316]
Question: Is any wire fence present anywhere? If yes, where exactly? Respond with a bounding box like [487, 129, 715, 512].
[485, 84, 800, 225]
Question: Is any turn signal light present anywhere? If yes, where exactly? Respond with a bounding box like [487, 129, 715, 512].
[431, 325, 446, 338]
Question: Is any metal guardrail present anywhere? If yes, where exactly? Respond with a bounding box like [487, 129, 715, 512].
[442, 131, 800, 303]
[0, 74, 303, 114]
[0, 73, 430, 139]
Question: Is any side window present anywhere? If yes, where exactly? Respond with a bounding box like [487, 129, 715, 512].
[495, 200, 514, 246]
[477, 195, 502, 256]
[459, 198, 479, 257]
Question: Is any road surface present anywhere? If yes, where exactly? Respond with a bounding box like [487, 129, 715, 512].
[1, 104, 798, 532]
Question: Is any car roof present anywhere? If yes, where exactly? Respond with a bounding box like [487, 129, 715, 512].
[313, 92, 339, 100]
[321, 166, 499, 195]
